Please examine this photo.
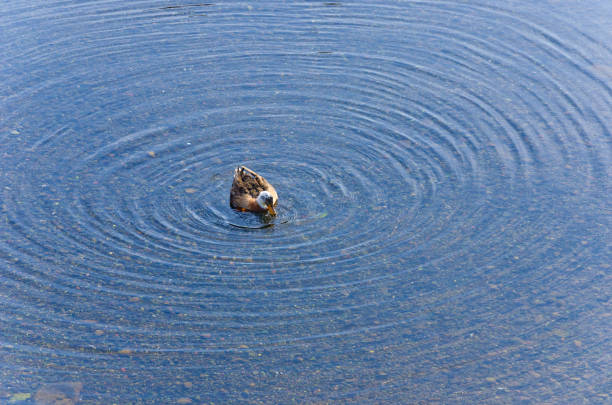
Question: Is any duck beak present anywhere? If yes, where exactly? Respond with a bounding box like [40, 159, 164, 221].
[266, 203, 276, 216]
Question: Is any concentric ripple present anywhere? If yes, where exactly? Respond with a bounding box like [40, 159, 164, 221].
[1, 0, 611, 402]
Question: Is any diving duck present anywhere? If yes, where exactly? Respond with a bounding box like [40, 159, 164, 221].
[230, 166, 278, 215]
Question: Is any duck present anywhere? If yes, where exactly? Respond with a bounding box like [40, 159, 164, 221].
[230, 166, 278, 215]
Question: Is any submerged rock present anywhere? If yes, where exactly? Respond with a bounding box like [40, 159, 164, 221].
[34, 382, 82, 405]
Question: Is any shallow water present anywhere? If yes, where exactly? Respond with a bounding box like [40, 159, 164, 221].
[1, 0, 611, 403]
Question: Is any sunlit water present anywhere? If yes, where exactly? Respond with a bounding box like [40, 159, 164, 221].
[1, 1, 611, 403]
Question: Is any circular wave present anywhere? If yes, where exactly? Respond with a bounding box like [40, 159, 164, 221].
[1, 0, 610, 401]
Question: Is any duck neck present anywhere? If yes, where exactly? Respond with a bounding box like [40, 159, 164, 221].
[248, 198, 266, 212]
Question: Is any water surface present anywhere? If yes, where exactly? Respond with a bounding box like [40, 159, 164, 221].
[1, 0, 611, 403]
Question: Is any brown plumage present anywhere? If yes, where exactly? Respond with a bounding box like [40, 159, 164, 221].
[230, 166, 278, 215]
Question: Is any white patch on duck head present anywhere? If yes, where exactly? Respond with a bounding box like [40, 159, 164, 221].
[256, 191, 274, 209]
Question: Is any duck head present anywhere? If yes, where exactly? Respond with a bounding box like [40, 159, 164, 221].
[256, 191, 276, 215]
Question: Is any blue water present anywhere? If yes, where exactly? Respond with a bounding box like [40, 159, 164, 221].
[1, 1, 611, 403]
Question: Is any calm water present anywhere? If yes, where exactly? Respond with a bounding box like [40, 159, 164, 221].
[1, 0, 611, 403]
